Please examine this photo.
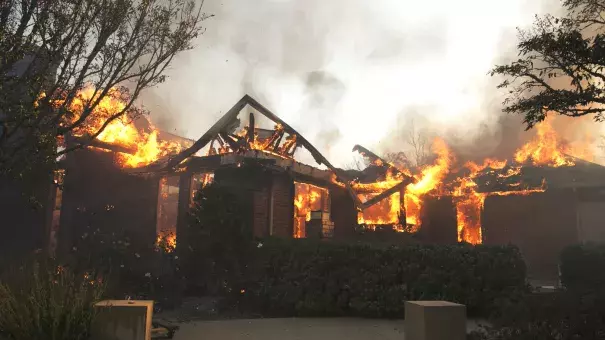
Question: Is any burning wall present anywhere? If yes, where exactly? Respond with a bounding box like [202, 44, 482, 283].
[482, 190, 579, 281]
[50, 90, 605, 259]
[42, 86, 196, 254]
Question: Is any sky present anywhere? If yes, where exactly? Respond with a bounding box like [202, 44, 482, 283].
[139, 0, 565, 167]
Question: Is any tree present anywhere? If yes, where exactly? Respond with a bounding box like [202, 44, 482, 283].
[0, 0, 211, 175]
[491, 0, 605, 129]
[383, 151, 412, 170]
[403, 119, 430, 167]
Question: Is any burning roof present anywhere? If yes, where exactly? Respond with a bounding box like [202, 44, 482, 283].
[67, 89, 604, 246]
[130, 94, 416, 212]
[51, 86, 193, 168]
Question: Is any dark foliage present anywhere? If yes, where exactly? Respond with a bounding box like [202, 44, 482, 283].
[560, 243, 605, 294]
[183, 182, 255, 295]
[470, 243, 605, 340]
[66, 222, 182, 311]
[469, 291, 605, 340]
[0, 0, 210, 176]
[0, 255, 104, 340]
[226, 239, 527, 318]
[490, 0, 605, 129]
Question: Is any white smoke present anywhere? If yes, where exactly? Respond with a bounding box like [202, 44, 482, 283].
[138, 0, 564, 166]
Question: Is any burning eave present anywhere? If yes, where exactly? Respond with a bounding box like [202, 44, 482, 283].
[68, 135, 138, 155]
[175, 150, 334, 185]
[469, 155, 605, 194]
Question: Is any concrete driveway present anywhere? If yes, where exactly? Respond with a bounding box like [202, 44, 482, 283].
[172, 317, 487, 340]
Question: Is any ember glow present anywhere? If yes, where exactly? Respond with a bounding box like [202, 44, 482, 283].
[157, 232, 177, 252]
[157, 176, 179, 251]
[58, 87, 185, 168]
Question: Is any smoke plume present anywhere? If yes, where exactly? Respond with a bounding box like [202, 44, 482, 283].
[140, 0, 598, 166]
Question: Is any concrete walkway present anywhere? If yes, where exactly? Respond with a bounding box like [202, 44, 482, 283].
[172, 317, 487, 340]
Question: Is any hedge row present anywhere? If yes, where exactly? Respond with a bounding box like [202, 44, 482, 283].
[229, 239, 527, 318]
[560, 243, 605, 293]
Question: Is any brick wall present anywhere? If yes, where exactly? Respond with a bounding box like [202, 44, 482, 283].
[482, 189, 578, 281]
[419, 196, 457, 244]
[271, 174, 294, 238]
[330, 186, 358, 239]
[253, 189, 269, 237]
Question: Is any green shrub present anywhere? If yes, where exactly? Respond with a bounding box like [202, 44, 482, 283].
[560, 243, 605, 294]
[0, 257, 105, 340]
[229, 239, 527, 318]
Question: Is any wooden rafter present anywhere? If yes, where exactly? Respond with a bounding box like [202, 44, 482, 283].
[351, 144, 416, 210]
[219, 132, 244, 153]
[127, 95, 364, 208]
[353, 144, 411, 179]
[272, 130, 285, 152]
[247, 112, 255, 144]
[71, 136, 137, 154]
[359, 179, 414, 210]
[264, 126, 284, 150]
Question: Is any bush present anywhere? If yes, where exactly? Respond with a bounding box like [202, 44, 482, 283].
[560, 243, 605, 294]
[65, 219, 183, 310]
[469, 291, 605, 340]
[229, 239, 527, 318]
[183, 182, 254, 295]
[469, 243, 605, 340]
[0, 257, 105, 340]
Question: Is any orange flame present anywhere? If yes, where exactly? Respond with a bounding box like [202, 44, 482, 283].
[404, 138, 453, 231]
[514, 117, 575, 167]
[345, 116, 589, 244]
[357, 192, 401, 226]
[294, 182, 328, 238]
[156, 232, 176, 252]
[57, 87, 185, 168]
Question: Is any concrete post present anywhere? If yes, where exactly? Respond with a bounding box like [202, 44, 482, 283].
[91, 300, 154, 340]
[404, 301, 466, 340]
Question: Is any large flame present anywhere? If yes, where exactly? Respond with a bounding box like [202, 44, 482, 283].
[357, 192, 401, 226]
[57, 87, 185, 168]
[514, 117, 576, 167]
[451, 118, 581, 244]
[347, 117, 592, 245]
[404, 138, 453, 231]
[452, 159, 507, 244]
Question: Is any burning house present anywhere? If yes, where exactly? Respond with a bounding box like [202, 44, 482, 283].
[33, 93, 414, 259]
[5, 88, 605, 284]
[127, 95, 416, 244]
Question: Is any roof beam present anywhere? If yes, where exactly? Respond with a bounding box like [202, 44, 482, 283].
[359, 178, 413, 210]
